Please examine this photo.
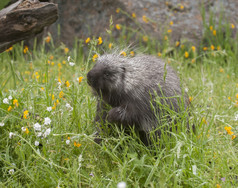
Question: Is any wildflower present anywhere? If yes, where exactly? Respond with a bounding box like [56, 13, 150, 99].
[35, 141, 39, 146]
[217, 46, 221, 50]
[0, 122, 4, 127]
[9, 132, 14, 139]
[6, 46, 13, 52]
[23, 110, 29, 119]
[117, 182, 126, 188]
[209, 26, 213, 31]
[203, 47, 208, 51]
[74, 141, 81, 147]
[66, 103, 73, 111]
[189, 96, 193, 102]
[180, 5, 184, 10]
[78, 76, 83, 84]
[191, 59, 195, 63]
[8, 106, 12, 112]
[157, 52, 162, 57]
[170, 21, 173, 25]
[184, 51, 189, 58]
[89, 172, 94, 177]
[22, 127, 29, 134]
[120, 51, 126, 57]
[49, 55, 54, 60]
[58, 63, 62, 69]
[130, 51, 135, 57]
[175, 41, 180, 47]
[65, 81, 70, 87]
[132, 13, 136, 18]
[210, 45, 215, 50]
[66, 140, 70, 144]
[59, 91, 64, 98]
[41, 87, 44, 91]
[230, 23, 235, 29]
[191, 46, 196, 52]
[164, 35, 168, 40]
[216, 184, 221, 188]
[3, 98, 9, 104]
[44, 117, 51, 125]
[47, 107, 52, 112]
[8, 95, 12, 100]
[225, 126, 233, 135]
[202, 117, 207, 125]
[142, 36, 148, 42]
[52, 94, 55, 101]
[85, 37, 90, 44]
[116, 8, 120, 13]
[45, 36, 51, 43]
[13, 99, 19, 107]
[92, 54, 98, 62]
[43, 128, 51, 137]
[23, 46, 28, 54]
[37, 132, 42, 137]
[219, 68, 224, 73]
[9, 169, 14, 175]
[221, 177, 225, 182]
[213, 30, 216, 36]
[228, 96, 231, 100]
[98, 37, 103, 45]
[67, 56, 71, 61]
[116, 24, 121, 30]
[167, 29, 172, 33]
[232, 135, 236, 140]
[142, 15, 149, 23]
[64, 47, 69, 54]
[108, 43, 113, 49]
[69, 62, 75, 66]
[62, 60, 66, 64]
[34, 123, 41, 131]
[236, 93, 238, 99]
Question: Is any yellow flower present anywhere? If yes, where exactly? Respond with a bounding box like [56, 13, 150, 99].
[236, 93, 238, 99]
[130, 51, 135, 57]
[189, 96, 193, 102]
[8, 106, 12, 112]
[191, 46, 196, 52]
[210, 45, 215, 50]
[167, 29, 172, 33]
[180, 44, 184, 49]
[92, 54, 98, 62]
[64, 47, 69, 54]
[41, 87, 44, 91]
[58, 63, 62, 69]
[62, 60, 66, 65]
[217, 46, 221, 50]
[23, 46, 28, 54]
[6, 46, 13, 52]
[45, 36, 51, 43]
[203, 47, 208, 51]
[184, 51, 189, 58]
[116, 8, 120, 13]
[164, 35, 168, 40]
[180, 5, 184, 10]
[170, 21, 173, 26]
[157, 52, 162, 57]
[51, 62, 55, 66]
[52, 105, 56, 110]
[230, 23, 235, 29]
[13, 99, 19, 107]
[85, 37, 90, 44]
[213, 30, 216, 36]
[232, 135, 236, 140]
[142, 15, 149, 23]
[25, 127, 29, 134]
[209, 26, 213, 31]
[132, 13, 136, 18]
[219, 68, 224, 73]
[175, 41, 180, 47]
[202, 117, 207, 125]
[23, 110, 29, 119]
[143, 36, 148, 42]
[78, 76, 83, 84]
[120, 51, 126, 57]
[74, 141, 82, 147]
[98, 37, 103, 45]
[49, 55, 54, 60]
[216, 184, 221, 188]
[116, 24, 121, 30]
[59, 91, 64, 98]
[228, 96, 231, 100]
[108, 43, 113, 49]
[52, 94, 55, 101]
[65, 81, 70, 87]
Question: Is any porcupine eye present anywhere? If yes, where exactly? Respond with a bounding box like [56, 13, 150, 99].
[103, 71, 110, 79]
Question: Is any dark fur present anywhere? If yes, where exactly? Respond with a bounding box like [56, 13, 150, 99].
[87, 53, 189, 145]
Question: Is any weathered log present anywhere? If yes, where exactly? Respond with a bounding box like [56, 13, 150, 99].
[0, 0, 58, 53]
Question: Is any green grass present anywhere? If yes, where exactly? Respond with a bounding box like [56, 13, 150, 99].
[0, 10, 238, 188]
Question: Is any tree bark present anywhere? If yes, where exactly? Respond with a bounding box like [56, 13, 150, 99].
[0, 0, 58, 53]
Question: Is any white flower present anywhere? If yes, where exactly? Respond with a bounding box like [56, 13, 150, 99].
[34, 123, 41, 131]
[234, 112, 238, 121]
[67, 56, 70, 61]
[8, 95, 13, 100]
[9, 132, 15, 139]
[69, 62, 75, 66]
[43, 128, 51, 137]
[47, 107, 52, 112]
[21, 127, 26, 132]
[117, 182, 126, 188]
[44, 117, 51, 125]
[3, 98, 9, 104]
[9, 169, 14, 175]
[37, 132, 42, 137]
[185, 87, 189, 92]
[192, 165, 197, 175]
[0, 122, 4, 127]
[35, 141, 40, 146]
[66, 103, 73, 111]
[66, 140, 70, 144]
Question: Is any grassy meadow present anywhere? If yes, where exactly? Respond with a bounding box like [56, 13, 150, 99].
[0, 9, 238, 188]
